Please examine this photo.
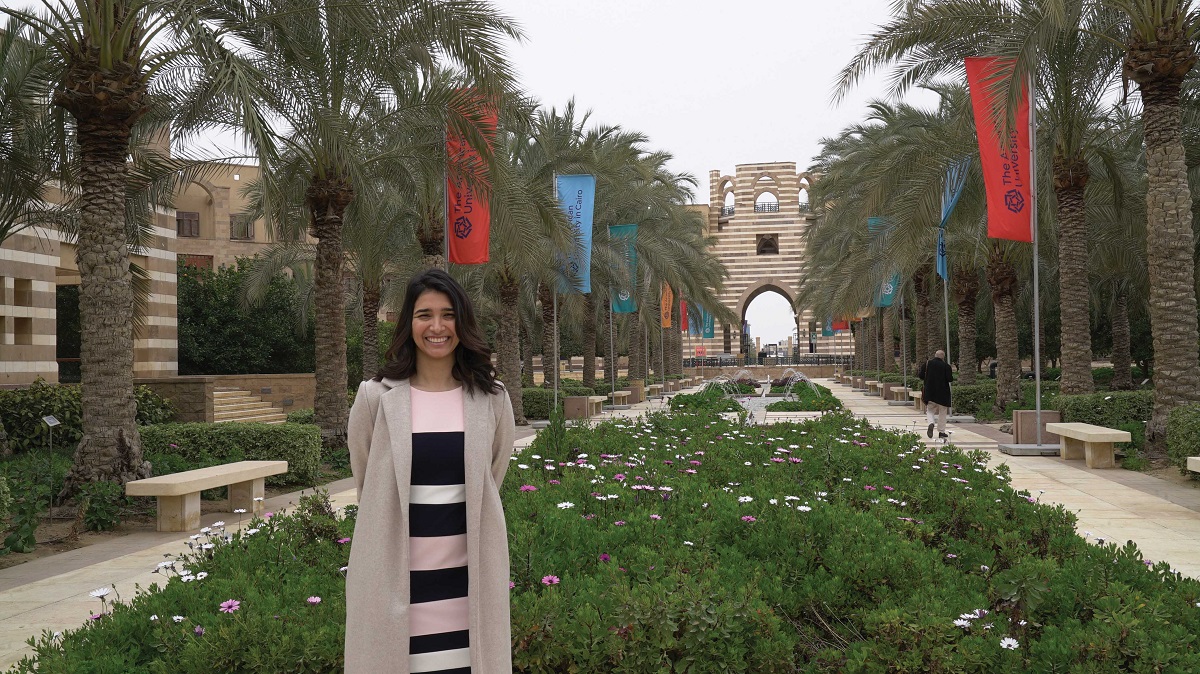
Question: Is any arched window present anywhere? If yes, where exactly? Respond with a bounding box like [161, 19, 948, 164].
[756, 233, 779, 255]
[798, 187, 810, 212]
[754, 191, 779, 213]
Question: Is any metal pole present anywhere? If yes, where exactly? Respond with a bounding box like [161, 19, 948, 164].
[1029, 71, 1043, 446]
[553, 291, 559, 412]
[901, 293, 909, 397]
[443, 125, 450, 271]
[659, 286, 665, 387]
[944, 273, 953, 415]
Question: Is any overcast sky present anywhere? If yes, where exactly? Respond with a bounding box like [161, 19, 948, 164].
[500, 0, 937, 344]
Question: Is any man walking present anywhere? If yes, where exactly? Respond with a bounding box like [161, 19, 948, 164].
[918, 349, 953, 439]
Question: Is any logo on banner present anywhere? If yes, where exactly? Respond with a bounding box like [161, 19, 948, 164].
[881, 279, 895, 296]
[454, 216, 472, 239]
[618, 290, 630, 302]
[1004, 189, 1025, 213]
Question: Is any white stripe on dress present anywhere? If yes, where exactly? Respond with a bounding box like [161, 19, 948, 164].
[409, 483, 467, 505]
[410, 647, 471, 672]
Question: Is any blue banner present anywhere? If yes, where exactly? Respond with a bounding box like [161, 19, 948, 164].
[938, 157, 971, 280]
[876, 273, 901, 308]
[937, 229, 948, 280]
[556, 174, 596, 293]
[609, 224, 637, 313]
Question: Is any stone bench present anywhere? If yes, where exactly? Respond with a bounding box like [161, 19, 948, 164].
[647, 384, 664, 398]
[1188, 456, 1199, 475]
[126, 460, 288, 532]
[609, 390, 631, 406]
[890, 387, 911, 402]
[586, 395, 606, 416]
[664, 380, 679, 393]
[911, 391, 924, 412]
[1045, 422, 1132, 469]
[865, 381, 881, 396]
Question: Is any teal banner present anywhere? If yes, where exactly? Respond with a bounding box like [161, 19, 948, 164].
[702, 307, 715, 339]
[609, 224, 637, 313]
[876, 273, 901, 308]
[822, 319, 834, 337]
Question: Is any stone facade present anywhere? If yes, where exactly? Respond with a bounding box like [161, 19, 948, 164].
[0, 161, 297, 386]
[684, 162, 852, 360]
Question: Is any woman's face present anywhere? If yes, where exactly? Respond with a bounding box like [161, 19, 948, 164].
[411, 289, 459, 362]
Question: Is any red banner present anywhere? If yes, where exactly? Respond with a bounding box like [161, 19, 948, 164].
[679, 299, 688, 333]
[446, 97, 497, 264]
[965, 57, 1033, 243]
[831, 319, 850, 331]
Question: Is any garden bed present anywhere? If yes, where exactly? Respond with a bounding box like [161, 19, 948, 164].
[13, 410, 1200, 672]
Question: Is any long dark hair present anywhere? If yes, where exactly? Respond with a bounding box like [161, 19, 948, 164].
[375, 269, 500, 395]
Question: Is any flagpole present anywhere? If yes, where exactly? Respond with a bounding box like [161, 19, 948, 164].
[609, 306, 616, 398]
[944, 273, 953, 414]
[1029, 70, 1043, 446]
[443, 124, 450, 271]
[552, 173, 559, 413]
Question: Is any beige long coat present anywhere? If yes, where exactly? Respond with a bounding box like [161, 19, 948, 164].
[345, 377, 515, 673]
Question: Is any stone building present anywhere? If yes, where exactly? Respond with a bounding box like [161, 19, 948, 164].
[685, 161, 852, 360]
[0, 163, 278, 386]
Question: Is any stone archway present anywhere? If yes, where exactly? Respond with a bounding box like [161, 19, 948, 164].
[735, 278, 799, 357]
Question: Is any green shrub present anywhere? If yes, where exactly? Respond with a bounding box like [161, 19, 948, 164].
[951, 382, 997, 417]
[78, 481, 125, 532]
[522, 388, 554, 421]
[1055, 390, 1153, 428]
[0, 475, 10, 524]
[177, 259, 314, 376]
[1166, 404, 1200, 476]
[670, 386, 744, 415]
[545, 380, 595, 397]
[286, 408, 315, 425]
[0, 380, 176, 454]
[766, 383, 842, 411]
[591, 378, 630, 396]
[140, 423, 321, 485]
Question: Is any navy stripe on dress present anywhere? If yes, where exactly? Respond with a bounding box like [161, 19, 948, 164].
[410, 629, 470, 654]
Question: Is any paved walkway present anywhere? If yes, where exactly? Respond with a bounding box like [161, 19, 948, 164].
[825, 377, 1200, 580]
[1, 378, 1197, 668]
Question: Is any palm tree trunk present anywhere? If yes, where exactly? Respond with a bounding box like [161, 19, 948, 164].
[361, 283, 380, 382]
[582, 294, 596, 389]
[1053, 156, 1095, 394]
[496, 274, 526, 424]
[881, 307, 896, 373]
[914, 269, 931, 369]
[520, 320, 534, 388]
[670, 302, 683, 375]
[988, 248, 1020, 415]
[1111, 285, 1133, 391]
[954, 266, 980, 386]
[307, 176, 353, 448]
[853, 322, 864, 370]
[1128, 39, 1200, 448]
[61, 119, 151, 491]
[629, 315, 643, 380]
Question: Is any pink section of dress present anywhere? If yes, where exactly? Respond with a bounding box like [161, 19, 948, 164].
[410, 386, 465, 433]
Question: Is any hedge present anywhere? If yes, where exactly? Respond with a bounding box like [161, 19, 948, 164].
[0, 476, 10, 524]
[140, 423, 321, 486]
[765, 382, 842, 411]
[1054, 390, 1153, 428]
[522, 388, 554, 421]
[286, 408, 315, 425]
[0, 380, 176, 454]
[1166, 404, 1200, 476]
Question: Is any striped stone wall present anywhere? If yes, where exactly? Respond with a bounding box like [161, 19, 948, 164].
[0, 227, 60, 385]
[685, 162, 853, 359]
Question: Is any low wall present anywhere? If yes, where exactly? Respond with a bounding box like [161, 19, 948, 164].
[683, 365, 836, 381]
[135, 373, 316, 423]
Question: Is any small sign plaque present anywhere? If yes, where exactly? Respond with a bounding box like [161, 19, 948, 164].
[42, 415, 60, 427]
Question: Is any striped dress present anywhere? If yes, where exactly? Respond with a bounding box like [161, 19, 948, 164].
[409, 387, 471, 674]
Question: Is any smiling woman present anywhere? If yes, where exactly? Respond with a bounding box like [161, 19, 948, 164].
[347, 269, 516, 673]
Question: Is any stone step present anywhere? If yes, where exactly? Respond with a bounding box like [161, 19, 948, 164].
[213, 400, 271, 413]
[214, 412, 287, 424]
[214, 398, 274, 414]
[213, 389, 254, 398]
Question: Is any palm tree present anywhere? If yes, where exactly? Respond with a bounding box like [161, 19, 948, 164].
[1, 0, 275, 488]
[1108, 0, 1200, 443]
[228, 0, 520, 447]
